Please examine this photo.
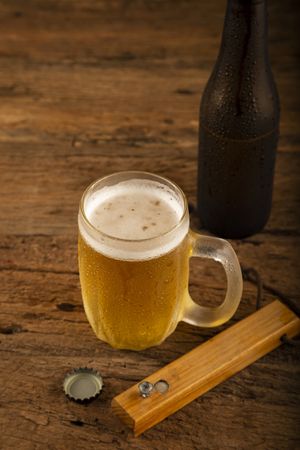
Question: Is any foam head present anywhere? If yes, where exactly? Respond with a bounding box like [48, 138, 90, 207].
[79, 175, 189, 261]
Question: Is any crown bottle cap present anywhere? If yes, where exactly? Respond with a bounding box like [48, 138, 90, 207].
[63, 367, 103, 403]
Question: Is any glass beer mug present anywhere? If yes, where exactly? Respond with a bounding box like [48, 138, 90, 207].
[78, 172, 243, 350]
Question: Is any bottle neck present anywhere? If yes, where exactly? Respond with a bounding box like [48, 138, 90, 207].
[200, 0, 279, 139]
[218, 0, 268, 66]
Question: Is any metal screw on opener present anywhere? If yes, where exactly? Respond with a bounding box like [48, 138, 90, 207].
[138, 381, 154, 398]
[138, 380, 170, 398]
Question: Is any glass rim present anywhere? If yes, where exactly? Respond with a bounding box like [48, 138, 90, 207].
[79, 171, 189, 243]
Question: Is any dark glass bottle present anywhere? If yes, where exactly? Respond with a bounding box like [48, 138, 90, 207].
[197, 0, 280, 238]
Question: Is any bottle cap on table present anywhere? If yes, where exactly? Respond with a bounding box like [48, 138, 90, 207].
[63, 367, 103, 403]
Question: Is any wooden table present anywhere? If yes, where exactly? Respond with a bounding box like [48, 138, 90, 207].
[0, 1, 299, 448]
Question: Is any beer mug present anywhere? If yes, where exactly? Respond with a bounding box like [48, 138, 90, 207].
[78, 172, 243, 350]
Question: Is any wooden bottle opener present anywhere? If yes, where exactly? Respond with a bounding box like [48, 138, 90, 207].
[112, 300, 300, 436]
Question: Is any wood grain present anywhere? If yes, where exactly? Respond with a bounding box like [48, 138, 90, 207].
[0, 0, 299, 449]
[112, 301, 300, 436]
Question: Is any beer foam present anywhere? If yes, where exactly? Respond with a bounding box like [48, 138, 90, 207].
[79, 178, 189, 260]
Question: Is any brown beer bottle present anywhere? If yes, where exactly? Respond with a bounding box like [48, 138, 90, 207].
[197, 0, 280, 238]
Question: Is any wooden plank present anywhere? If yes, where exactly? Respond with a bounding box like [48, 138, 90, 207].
[0, 146, 299, 234]
[1, 301, 299, 449]
[112, 301, 300, 436]
[0, 0, 299, 448]
[0, 2, 298, 151]
[0, 352, 298, 450]
[1, 232, 299, 310]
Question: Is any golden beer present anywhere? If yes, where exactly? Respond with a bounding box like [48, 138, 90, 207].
[78, 233, 189, 350]
[78, 172, 243, 351]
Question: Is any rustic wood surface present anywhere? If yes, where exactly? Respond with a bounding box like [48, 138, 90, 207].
[0, 1, 299, 449]
[112, 301, 300, 437]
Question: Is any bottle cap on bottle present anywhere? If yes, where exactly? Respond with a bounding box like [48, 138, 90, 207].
[63, 367, 103, 403]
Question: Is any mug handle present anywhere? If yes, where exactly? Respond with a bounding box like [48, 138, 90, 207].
[182, 231, 243, 327]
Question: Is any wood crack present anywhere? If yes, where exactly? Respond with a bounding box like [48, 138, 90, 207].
[0, 266, 78, 276]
